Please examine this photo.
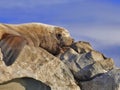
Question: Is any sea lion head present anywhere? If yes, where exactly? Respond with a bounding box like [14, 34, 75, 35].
[54, 27, 74, 47]
[38, 26, 74, 55]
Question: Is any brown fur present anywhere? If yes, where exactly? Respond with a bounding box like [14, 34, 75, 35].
[0, 23, 73, 54]
[0, 23, 73, 66]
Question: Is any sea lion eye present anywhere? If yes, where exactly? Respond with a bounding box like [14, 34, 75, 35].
[56, 33, 62, 40]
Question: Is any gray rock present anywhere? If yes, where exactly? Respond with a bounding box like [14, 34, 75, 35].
[80, 69, 120, 90]
[58, 42, 114, 81]
[58, 48, 81, 74]
[75, 58, 114, 81]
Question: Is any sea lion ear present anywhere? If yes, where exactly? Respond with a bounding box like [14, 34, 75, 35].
[0, 34, 27, 66]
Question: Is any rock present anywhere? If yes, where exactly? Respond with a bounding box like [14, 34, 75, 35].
[0, 77, 51, 90]
[75, 58, 114, 81]
[0, 45, 80, 90]
[58, 48, 81, 75]
[85, 50, 106, 61]
[0, 82, 25, 90]
[58, 42, 114, 81]
[0, 24, 119, 90]
[70, 41, 93, 54]
[80, 69, 120, 90]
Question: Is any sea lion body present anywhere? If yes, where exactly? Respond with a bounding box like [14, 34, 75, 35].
[0, 23, 73, 66]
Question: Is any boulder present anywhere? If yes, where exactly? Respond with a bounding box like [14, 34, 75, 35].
[75, 58, 114, 81]
[0, 26, 119, 90]
[80, 69, 120, 90]
[0, 45, 80, 90]
[58, 41, 114, 81]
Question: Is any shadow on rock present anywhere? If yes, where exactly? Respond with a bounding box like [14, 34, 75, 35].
[0, 77, 51, 90]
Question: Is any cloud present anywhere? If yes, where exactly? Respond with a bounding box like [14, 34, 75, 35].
[49, 1, 120, 48]
[69, 26, 120, 45]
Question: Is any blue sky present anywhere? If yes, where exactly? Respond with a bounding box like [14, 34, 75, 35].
[0, 0, 120, 67]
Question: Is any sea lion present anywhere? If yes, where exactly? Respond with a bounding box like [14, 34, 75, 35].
[0, 23, 74, 66]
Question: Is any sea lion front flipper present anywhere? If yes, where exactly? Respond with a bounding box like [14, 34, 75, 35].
[0, 35, 27, 66]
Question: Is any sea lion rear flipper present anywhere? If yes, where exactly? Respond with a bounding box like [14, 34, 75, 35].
[0, 35, 27, 66]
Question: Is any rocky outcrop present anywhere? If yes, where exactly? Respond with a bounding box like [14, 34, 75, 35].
[80, 69, 120, 90]
[57, 41, 120, 90]
[0, 25, 119, 90]
[58, 41, 114, 81]
[0, 46, 80, 90]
